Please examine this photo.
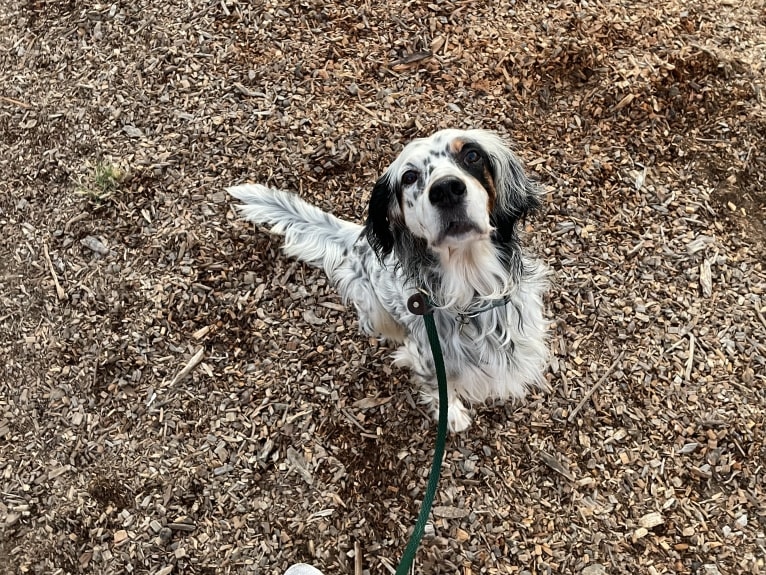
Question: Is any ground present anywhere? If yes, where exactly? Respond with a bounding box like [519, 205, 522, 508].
[1, 1, 765, 574]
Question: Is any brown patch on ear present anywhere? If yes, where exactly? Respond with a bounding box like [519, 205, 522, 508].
[449, 138, 466, 155]
[483, 163, 497, 212]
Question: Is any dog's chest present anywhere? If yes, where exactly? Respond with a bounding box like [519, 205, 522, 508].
[429, 311, 509, 364]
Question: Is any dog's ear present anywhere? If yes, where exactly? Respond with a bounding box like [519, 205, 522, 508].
[487, 141, 542, 244]
[363, 175, 397, 259]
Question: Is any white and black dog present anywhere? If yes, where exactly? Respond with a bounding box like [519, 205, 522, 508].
[228, 129, 549, 432]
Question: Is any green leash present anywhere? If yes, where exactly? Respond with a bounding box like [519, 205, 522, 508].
[396, 293, 449, 575]
[289, 291, 510, 575]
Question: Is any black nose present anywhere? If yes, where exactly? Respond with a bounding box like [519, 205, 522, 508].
[429, 178, 466, 208]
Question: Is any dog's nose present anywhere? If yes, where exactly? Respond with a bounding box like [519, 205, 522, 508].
[429, 178, 466, 208]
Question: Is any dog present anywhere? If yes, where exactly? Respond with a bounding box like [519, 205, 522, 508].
[228, 129, 549, 432]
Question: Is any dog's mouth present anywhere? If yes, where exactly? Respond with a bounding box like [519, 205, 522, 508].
[444, 220, 478, 236]
[437, 219, 484, 244]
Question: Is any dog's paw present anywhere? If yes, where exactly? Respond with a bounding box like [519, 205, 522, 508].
[421, 389, 472, 433]
[446, 402, 472, 433]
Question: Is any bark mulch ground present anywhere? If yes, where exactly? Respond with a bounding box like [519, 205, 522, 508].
[1, 1, 764, 574]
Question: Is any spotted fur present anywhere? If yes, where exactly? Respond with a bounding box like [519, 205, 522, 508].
[228, 129, 549, 432]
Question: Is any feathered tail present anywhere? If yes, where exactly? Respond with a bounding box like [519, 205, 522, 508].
[227, 184, 362, 279]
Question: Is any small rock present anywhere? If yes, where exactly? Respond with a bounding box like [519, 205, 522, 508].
[5, 513, 20, 526]
[302, 310, 326, 325]
[159, 527, 173, 543]
[632, 527, 649, 541]
[81, 235, 110, 255]
[123, 125, 144, 138]
[432, 506, 469, 519]
[285, 565, 324, 575]
[581, 565, 606, 575]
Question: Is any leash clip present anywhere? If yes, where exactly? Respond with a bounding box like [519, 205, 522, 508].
[407, 292, 432, 316]
[456, 314, 471, 333]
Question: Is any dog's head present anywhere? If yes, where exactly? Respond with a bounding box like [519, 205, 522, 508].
[363, 129, 541, 262]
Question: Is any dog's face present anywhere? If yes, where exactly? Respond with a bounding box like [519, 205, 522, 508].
[364, 129, 540, 260]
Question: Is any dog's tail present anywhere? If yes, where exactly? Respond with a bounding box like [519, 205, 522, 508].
[228, 184, 362, 278]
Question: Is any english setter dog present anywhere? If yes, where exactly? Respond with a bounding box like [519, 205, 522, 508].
[228, 129, 549, 432]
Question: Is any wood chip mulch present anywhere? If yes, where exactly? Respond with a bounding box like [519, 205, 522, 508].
[1, 1, 764, 574]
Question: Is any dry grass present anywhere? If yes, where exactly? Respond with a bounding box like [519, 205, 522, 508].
[1, 0, 765, 574]
[73, 161, 126, 206]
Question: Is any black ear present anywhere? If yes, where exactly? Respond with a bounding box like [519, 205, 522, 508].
[363, 175, 396, 259]
[488, 144, 542, 245]
[491, 206, 525, 246]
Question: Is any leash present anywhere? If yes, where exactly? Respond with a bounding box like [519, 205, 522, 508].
[286, 293, 511, 575]
[396, 293, 449, 575]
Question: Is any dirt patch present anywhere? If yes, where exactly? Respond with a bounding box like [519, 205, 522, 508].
[88, 476, 135, 510]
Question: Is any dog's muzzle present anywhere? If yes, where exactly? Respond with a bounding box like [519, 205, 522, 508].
[429, 177, 481, 241]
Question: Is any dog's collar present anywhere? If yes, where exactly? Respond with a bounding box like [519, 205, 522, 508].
[457, 295, 512, 321]
[409, 288, 511, 322]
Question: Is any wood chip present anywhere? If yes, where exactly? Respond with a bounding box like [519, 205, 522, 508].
[352, 396, 392, 409]
[42, 242, 66, 301]
[539, 450, 576, 481]
[432, 506, 469, 519]
[286, 447, 314, 486]
[638, 512, 664, 529]
[700, 259, 713, 297]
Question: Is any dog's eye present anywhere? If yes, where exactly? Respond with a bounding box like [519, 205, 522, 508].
[401, 170, 418, 186]
[464, 150, 481, 164]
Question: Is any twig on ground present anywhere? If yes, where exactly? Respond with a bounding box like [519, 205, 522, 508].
[42, 242, 66, 301]
[685, 333, 696, 380]
[0, 95, 31, 108]
[166, 347, 205, 387]
[568, 351, 625, 422]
